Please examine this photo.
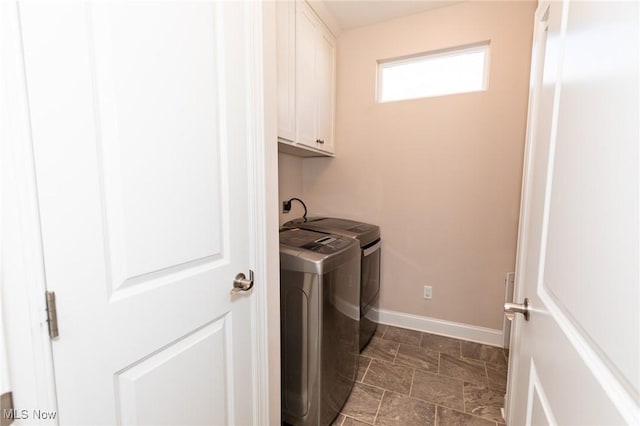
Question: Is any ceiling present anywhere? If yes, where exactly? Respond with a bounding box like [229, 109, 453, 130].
[321, 1, 462, 30]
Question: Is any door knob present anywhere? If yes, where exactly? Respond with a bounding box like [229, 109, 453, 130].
[504, 298, 530, 321]
[231, 270, 254, 295]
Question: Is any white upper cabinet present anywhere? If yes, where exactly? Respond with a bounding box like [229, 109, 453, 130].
[277, 1, 336, 157]
[294, 3, 318, 148]
[276, 0, 296, 142]
[314, 24, 336, 154]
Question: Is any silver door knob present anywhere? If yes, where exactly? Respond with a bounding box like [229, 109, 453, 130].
[504, 298, 530, 321]
[231, 270, 254, 295]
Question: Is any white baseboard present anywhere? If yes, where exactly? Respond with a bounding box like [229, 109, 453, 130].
[373, 308, 504, 347]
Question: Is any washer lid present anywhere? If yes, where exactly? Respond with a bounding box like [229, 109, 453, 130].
[279, 228, 354, 255]
[283, 217, 380, 246]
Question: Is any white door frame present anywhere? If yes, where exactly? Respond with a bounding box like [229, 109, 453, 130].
[245, 2, 281, 425]
[1, 0, 59, 419]
[0, 1, 280, 424]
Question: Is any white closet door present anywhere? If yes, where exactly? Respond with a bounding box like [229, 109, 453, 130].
[19, 1, 258, 424]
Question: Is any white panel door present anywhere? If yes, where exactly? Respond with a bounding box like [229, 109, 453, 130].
[19, 1, 258, 424]
[507, 1, 639, 425]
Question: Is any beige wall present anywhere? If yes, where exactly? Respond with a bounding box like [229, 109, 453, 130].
[297, 1, 536, 330]
[278, 153, 306, 225]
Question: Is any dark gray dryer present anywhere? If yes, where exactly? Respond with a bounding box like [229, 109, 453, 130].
[280, 228, 360, 426]
[283, 217, 381, 351]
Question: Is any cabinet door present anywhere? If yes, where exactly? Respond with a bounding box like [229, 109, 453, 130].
[315, 26, 335, 154]
[295, 2, 318, 148]
[276, 1, 296, 142]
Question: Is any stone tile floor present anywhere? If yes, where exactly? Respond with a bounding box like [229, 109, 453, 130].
[332, 325, 509, 426]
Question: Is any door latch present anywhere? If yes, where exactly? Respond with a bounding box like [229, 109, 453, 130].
[504, 298, 530, 321]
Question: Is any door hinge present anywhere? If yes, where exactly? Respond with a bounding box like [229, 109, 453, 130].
[45, 291, 59, 339]
[1, 391, 15, 426]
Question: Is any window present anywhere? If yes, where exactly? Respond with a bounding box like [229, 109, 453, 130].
[377, 42, 490, 103]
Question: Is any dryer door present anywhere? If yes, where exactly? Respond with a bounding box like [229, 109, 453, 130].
[361, 239, 381, 311]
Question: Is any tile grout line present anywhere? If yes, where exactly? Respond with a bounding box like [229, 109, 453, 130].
[357, 381, 391, 394]
[361, 358, 372, 383]
[407, 386, 465, 414]
[462, 378, 467, 415]
[483, 361, 489, 386]
[440, 403, 504, 426]
[372, 389, 385, 425]
[343, 415, 372, 426]
[408, 368, 416, 397]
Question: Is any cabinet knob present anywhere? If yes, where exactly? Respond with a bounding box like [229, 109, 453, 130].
[317, 139, 325, 144]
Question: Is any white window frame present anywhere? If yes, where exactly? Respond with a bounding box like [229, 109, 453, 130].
[376, 41, 491, 103]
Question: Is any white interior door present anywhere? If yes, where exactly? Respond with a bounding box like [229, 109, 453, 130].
[19, 1, 259, 424]
[507, 0, 639, 425]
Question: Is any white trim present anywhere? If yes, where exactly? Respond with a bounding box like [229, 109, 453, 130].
[377, 41, 490, 67]
[502, 272, 515, 348]
[505, 1, 552, 422]
[1, 0, 58, 421]
[305, 0, 341, 38]
[245, 1, 268, 424]
[246, 1, 281, 425]
[374, 308, 504, 347]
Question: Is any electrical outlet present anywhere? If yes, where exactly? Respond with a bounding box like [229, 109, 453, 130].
[282, 200, 292, 213]
[423, 285, 432, 300]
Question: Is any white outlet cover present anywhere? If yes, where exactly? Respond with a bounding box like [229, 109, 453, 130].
[423, 285, 432, 299]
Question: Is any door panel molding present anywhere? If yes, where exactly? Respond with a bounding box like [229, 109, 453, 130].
[108, 255, 227, 303]
[115, 315, 233, 425]
[526, 361, 557, 426]
[86, 2, 230, 299]
[538, 287, 640, 424]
